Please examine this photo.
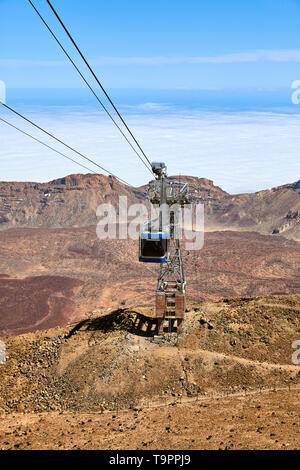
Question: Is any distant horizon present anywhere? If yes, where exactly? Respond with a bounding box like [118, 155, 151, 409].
[5, 86, 300, 111]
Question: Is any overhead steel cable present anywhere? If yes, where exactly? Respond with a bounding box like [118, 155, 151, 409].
[27, 0, 153, 178]
[45, 0, 154, 173]
[0, 117, 98, 175]
[0, 102, 131, 186]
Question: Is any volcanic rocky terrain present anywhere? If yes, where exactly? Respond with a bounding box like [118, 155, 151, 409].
[0, 173, 299, 450]
[0, 173, 299, 336]
[0, 295, 299, 450]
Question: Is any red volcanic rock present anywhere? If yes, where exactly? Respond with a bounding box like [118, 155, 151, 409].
[0, 226, 299, 336]
[0, 276, 83, 337]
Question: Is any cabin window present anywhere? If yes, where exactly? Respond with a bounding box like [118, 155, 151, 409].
[141, 239, 168, 258]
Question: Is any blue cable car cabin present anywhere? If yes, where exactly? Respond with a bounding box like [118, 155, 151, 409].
[139, 226, 170, 263]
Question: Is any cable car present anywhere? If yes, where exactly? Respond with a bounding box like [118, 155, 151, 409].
[139, 224, 170, 263]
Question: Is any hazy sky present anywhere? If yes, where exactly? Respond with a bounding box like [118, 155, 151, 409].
[1, 0, 300, 190]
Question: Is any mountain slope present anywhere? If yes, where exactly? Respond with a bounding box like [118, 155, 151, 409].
[0, 295, 299, 416]
[1, 294, 299, 450]
[0, 173, 299, 239]
[204, 179, 300, 240]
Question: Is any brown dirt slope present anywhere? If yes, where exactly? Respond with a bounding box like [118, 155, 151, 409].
[0, 295, 299, 450]
[0, 295, 299, 415]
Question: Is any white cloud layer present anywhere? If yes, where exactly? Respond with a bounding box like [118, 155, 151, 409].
[0, 106, 299, 194]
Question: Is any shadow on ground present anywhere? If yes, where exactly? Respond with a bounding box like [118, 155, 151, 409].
[66, 309, 159, 339]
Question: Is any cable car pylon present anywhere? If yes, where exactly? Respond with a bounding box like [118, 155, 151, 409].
[140, 162, 191, 336]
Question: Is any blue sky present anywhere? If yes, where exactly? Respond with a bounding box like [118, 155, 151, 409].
[0, 0, 300, 190]
[1, 0, 300, 89]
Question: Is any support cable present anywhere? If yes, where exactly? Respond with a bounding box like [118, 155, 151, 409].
[0, 102, 131, 186]
[0, 117, 98, 175]
[47, 0, 153, 169]
[27, 0, 154, 177]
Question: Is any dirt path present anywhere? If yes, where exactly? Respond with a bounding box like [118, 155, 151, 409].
[1, 388, 299, 450]
[178, 347, 300, 372]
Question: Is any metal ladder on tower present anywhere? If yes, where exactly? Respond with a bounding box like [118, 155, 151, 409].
[156, 238, 186, 335]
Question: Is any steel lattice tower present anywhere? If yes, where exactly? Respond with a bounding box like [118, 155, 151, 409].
[149, 163, 190, 335]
